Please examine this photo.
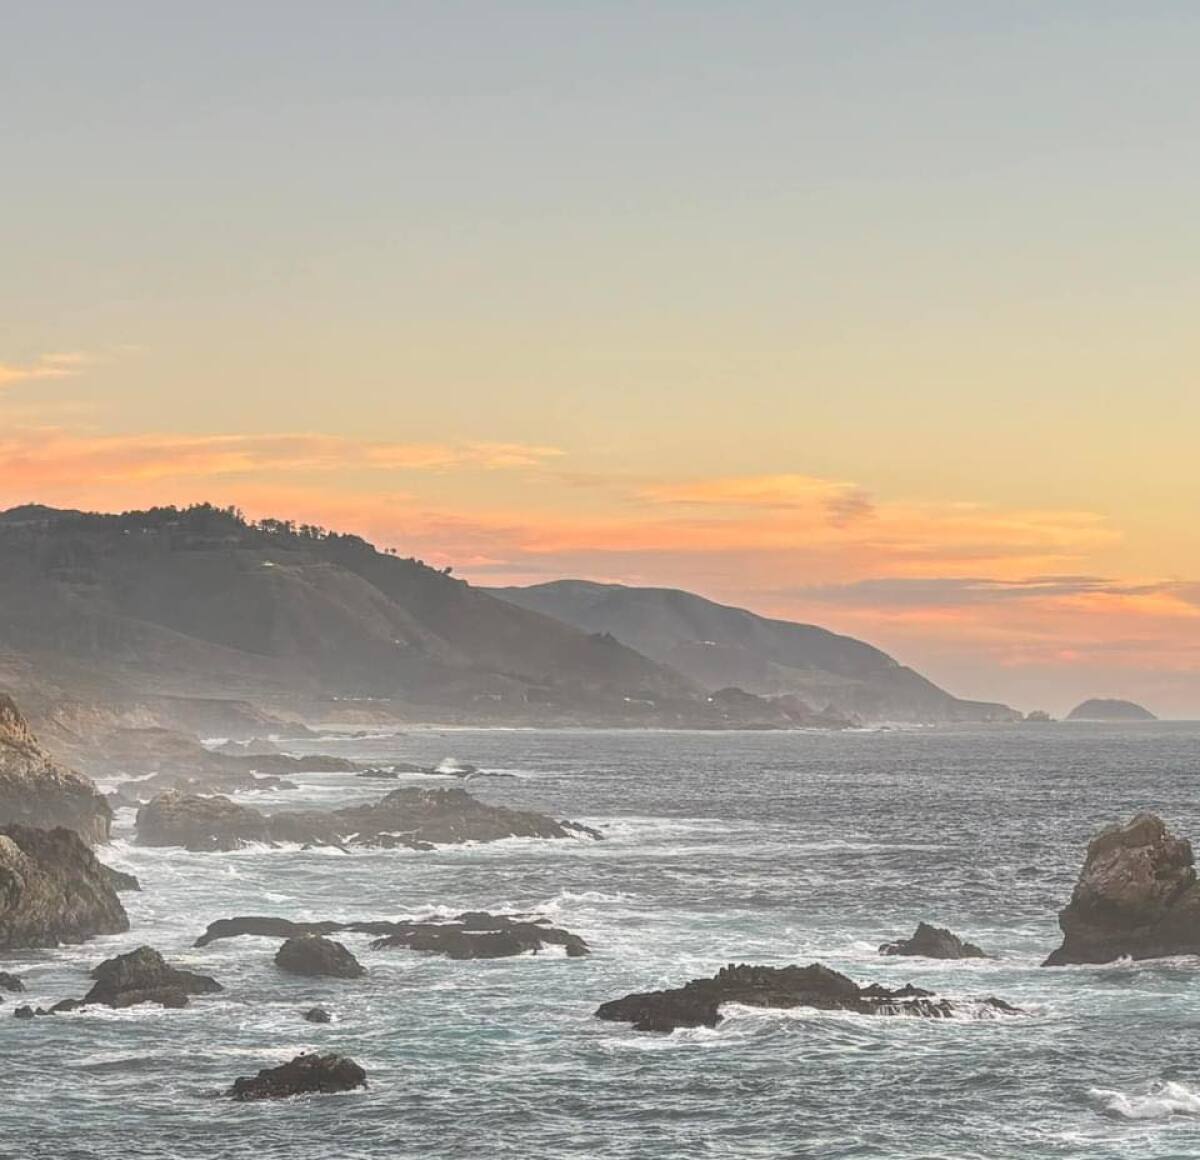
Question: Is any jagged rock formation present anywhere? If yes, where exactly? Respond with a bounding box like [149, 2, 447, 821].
[880, 922, 986, 959]
[101, 865, 141, 892]
[0, 695, 111, 843]
[275, 935, 365, 978]
[0, 824, 128, 949]
[1044, 813, 1200, 965]
[195, 911, 589, 958]
[596, 962, 1020, 1033]
[138, 786, 598, 852]
[228, 1052, 367, 1100]
[84, 946, 223, 1008]
[1066, 699, 1157, 722]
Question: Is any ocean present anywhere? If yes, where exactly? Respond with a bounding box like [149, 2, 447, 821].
[6, 723, 1200, 1159]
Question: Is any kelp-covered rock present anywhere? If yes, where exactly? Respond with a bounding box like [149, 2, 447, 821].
[0, 824, 128, 950]
[597, 962, 1020, 1033]
[195, 911, 589, 958]
[1044, 812, 1200, 965]
[228, 1052, 367, 1100]
[0, 695, 111, 843]
[139, 786, 598, 852]
[275, 934, 365, 978]
[880, 922, 986, 959]
[84, 946, 222, 1008]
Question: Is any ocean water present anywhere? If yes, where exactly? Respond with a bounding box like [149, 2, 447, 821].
[6, 723, 1200, 1160]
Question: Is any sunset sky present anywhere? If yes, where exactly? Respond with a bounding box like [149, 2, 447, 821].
[4, 3, 1199, 715]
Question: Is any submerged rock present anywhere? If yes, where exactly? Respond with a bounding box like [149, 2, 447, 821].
[303, 1007, 332, 1023]
[880, 922, 986, 959]
[597, 962, 1020, 1033]
[84, 945, 223, 1008]
[138, 785, 599, 852]
[1044, 812, 1200, 966]
[0, 695, 111, 843]
[0, 824, 128, 950]
[275, 935, 365, 979]
[195, 911, 589, 958]
[228, 1052, 367, 1100]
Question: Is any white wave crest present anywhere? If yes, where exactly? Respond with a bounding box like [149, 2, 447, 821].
[1089, 1080, 1200, 1120]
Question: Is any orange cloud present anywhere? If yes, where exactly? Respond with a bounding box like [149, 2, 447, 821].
[0, 430, 562, 486]
[0, 353, 90, 388]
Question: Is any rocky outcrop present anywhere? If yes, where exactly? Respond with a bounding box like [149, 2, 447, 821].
[303, 1007, 332, 1023]
[880, 922, 986, 959]
[275, 935, 365, 978]
[1044, 813, 1200, 965]
[0, 695, 111, 843]
[0, 824, 128, 950]
[228, 1052, 367, 1100]
[136, 792, 271, 851]
[101, 865, 141, 892]
[194, 911, 589, 958]
[596, 962, 1020, 1033]
[138, 786, 599, 852]
[84, 946, 223, 1008]
[0, 971, 25, 992]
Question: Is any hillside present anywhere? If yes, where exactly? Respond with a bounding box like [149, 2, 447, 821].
[0, 504, 712, 730]
[489, 580, 1017, 723]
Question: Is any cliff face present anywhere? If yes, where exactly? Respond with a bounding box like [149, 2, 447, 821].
[0, 823, 128, 949]
[0, 694, 112, 843]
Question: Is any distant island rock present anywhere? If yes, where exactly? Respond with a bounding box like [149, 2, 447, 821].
[1066, 699, 1157, 722]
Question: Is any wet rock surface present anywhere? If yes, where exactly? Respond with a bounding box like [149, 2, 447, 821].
[84, 946, 223, 1008]
[195, 911, 589, 958]
[596, 962, 1020, 1032]
[303, 1007, 332, 1023]
[880, 922, 986, 959]
[275, 934, 365, 978]
[228, 1052, 367, 1100]
[1045, 812, 1200, 965]
[139, 786, 600, 852]
[0, 824, 129, 950]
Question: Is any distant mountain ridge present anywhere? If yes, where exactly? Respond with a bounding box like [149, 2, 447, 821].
[489, 580, 1017, 723]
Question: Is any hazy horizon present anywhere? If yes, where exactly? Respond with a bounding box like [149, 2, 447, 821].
[4, 3, 1199, 715]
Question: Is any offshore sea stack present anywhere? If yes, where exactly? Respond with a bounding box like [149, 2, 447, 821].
[880, 922, 987, 959]
[0, 824, 129, 950]
[0, 694, 112, 843]
[1044, 812, 1200, 965]
[229, 1052, 367, 1100]
[596, 962, 1020, 1033]
[84, 946, 223, 1008]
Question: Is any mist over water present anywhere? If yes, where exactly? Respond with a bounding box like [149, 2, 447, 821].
[7, 724, 1200, 1159]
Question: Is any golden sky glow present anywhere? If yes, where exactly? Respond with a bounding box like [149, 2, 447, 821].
[3, 5, 1199, 714]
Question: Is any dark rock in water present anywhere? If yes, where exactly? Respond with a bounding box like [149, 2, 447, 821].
[47, 997, 86, 1014]
[84, 945, 222, 1008]
[0, 824, 129, 950]
[101, 864, 141, 892]
[880, 922, 986, 959]
[597, 962, 1021, 1033]
[303, 1007, 332, 1023]
[0, 971, 25, 992]
[275, 934, 365, 979]
[1044, 812, 1200, 965]
[195, 910, 589, 958]
[138, 785, 599, 851]
[0, 695, 111, 843]
[136, 791, 271, 851]
[13, 1005, 34, 1019]
[229, 1052, 367, 1100]
[559, 819, 605, 841]
[357, 768, 399, 780]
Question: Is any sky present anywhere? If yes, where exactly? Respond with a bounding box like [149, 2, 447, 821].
[3, 2, 1199, 715]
